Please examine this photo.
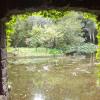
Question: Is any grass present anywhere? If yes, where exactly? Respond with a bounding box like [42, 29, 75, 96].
[7, 47, 63, 57]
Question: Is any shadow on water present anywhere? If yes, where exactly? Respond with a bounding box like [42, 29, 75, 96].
[8, 55, 100, 100]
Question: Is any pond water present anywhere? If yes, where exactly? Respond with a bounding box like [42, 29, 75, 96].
[8, 56, 100, 100]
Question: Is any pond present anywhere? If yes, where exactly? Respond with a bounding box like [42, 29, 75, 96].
[8, 56, 100, 100]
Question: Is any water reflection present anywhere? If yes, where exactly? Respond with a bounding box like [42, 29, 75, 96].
[96, 63, 100, 87]
[8, 56, 100, 100]
[33, 93, 45, 100]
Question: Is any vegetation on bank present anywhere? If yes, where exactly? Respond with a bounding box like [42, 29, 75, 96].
[7, 47, 63, 57]
[97, 23, 100, 60]
[6, 10, 99, 55]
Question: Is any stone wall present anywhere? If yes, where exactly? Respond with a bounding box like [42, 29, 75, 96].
[0, 19, 8, 100]
[0, 1, 100, 100]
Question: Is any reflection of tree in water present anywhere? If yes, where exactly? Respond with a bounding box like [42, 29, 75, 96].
[96, 46, 100, 87]
[33, 92, 45, 100]
[96, 64, 100, 87]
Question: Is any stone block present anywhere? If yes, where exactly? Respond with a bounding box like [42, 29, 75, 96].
[0, 82, 3, 95]
[0, 60, 7, 69]
[0, 69, 2, 79]
[0, 49, 7, 60]
[1, 68, 7, 79]
[0, 95, 8, 100]
[0, 39, 6, 49]
[0, 32, 6, 48]
[0, 95, 4, 100]
[2, 83, 8, 94]
[0, 81, 8, 96]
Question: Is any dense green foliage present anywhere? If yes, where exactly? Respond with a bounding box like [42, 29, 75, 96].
[96, 22, 100, 60]
[6, 10, 98, 55]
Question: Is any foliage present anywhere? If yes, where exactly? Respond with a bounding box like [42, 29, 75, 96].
[6, 10, 98, 55]
[62, 43, 96, 54]
[6, 9, 66, 47]
[56, 11, 84, 48]
[49, 48, 62, 55]
[77, 43, 97, 54]
[82, 12, 100, 59]
[96, 22, 100, 60]
[7, 47, 62, 57]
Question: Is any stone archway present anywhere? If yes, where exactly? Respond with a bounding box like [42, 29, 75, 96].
[0, 19, 8, 99]
[0, 0, 100, 100]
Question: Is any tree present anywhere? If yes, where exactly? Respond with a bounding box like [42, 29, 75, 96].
[6, 10, 98, 55]
[24, 16, 53, 47]
[55, 12, 84, 52]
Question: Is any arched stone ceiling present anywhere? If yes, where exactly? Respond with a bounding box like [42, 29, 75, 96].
[0, 0, 100, 18]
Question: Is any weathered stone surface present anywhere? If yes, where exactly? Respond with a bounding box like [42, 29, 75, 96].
[0, 67, 7, 95]
[2, 83, 8, 94]
[0, 67, 3, 94]
[1, 68, 7, 79]
[0, 60, 7, 69]
[0, 31, 6, 39]
[0, 81, 3, 94]
[0, 22, 6, 49]
[0, 36, 6, 48]
[0, 95, 4, 100]
[0, 21, 8, 99]
[0, 49, 7, 60]
[0, 78, 8, 96]
[0, 59, 7, 96]
[0, 95, 7, 100]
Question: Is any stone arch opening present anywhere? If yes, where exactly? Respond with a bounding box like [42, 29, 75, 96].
[0, 1, 100, 99]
